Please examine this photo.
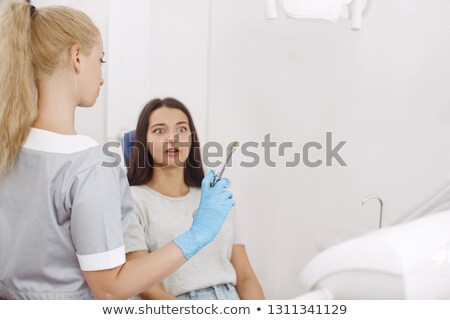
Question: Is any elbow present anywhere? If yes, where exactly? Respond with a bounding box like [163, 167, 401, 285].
[91, 288, 127, 300]
[92, 291, 117, 300]
[83, 264, 131, 300]
[94, 293, 114, 300]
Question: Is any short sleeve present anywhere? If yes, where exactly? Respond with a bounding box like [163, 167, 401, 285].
[231, 206, 245, 245]
[124, 203, 149, 254]
[66, 165, 134, 271]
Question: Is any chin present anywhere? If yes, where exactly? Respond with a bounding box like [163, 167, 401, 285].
[78, 97, 98, 108]
[165, 159, 185, 168]
[156, 158, 187, 169]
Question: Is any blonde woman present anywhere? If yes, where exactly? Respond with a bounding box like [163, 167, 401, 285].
[0, 1, 234, 300]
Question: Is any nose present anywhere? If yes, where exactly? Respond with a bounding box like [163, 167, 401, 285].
[167, 132, 180, 144]
[100, 78, 104, 86]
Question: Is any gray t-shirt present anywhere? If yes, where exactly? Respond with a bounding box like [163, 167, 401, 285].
[0, 128, 134, 299]
[124, 185, 243, 297]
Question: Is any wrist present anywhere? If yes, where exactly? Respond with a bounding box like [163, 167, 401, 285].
[173, 230, 200, 260]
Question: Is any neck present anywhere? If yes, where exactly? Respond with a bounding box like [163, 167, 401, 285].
[147, 166, 189, 198]
[33, 75, 78, 135]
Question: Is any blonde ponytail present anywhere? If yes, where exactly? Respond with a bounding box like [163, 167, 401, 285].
[0, 1, 37, 177]
[0, 1, 100, 177]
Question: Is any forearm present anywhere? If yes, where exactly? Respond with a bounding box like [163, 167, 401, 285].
[236, 277, 265, 300]
[113, 242, 186, 299]
[85, 242, 186, 299]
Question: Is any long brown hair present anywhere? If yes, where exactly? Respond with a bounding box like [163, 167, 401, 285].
[0, 1, 100, 177]
[127, 98, 204, 187]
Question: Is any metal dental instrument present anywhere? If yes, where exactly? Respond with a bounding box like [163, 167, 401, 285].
[210, 141, 239, 188]
[193, 141, 239, 218]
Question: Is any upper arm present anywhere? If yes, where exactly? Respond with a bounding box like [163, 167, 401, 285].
[82, 266, 124, 300]
[126, 250, 148, 261]
[229, 207, 255, 280]
[69, 165, 132, 271]
[68, 165, 134, 297]
[230, 245, 258, 281]
[231, 206, 245, 245]
[124, 204, 149, 254]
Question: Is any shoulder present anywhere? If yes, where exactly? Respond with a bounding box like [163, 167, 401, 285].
[186, 187, 201, 206]
[129, 185, 149, 200]
[66, 147, 129, 198]
[70, 145, 125, 178]
[189, 187, 201, 198]
[128, 185, 156, 212]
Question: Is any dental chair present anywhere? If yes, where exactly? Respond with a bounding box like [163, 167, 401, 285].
[122, 130, 135, 167]
[295, 211, 450, 299]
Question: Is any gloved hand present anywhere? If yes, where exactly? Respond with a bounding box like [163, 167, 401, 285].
[174, 170, 236, 260]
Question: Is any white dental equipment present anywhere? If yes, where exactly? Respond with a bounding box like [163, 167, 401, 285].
[295, 211, 450, 299]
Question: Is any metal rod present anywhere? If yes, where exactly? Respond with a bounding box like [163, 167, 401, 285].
[362, 194, 384, 229]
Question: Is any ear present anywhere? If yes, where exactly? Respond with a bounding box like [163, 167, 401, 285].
[69, 44, 82, 74]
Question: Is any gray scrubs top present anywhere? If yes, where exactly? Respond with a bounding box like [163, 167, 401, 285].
[0, 128, 134, 299]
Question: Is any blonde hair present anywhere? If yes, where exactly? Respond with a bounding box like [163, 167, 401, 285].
[0, 0, 100, 177]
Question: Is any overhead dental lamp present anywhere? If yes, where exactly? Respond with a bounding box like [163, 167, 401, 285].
[264, 0, 370, 31]
[295, 211, 450, 299]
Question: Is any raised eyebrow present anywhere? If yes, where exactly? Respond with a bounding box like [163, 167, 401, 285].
[150, 123, 166, 129]
[150, 121, 188, 129]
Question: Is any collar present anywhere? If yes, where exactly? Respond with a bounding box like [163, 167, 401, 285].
[22, 127, 99, 154]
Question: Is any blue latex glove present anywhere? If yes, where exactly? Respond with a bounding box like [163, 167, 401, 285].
[174, 170, 236, 260]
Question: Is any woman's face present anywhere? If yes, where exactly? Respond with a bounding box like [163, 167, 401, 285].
[147, 107, 192, 168]
[77, 41, 105, 107]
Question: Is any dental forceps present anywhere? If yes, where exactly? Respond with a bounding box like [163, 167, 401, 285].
[193, 141, 239, 219]
[210, 141, 239, 188]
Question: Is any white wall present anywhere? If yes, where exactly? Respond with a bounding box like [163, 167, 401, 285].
[105, 0, 211, 143]
[105, 0, 152, 142]
[143, 0, 211, 143]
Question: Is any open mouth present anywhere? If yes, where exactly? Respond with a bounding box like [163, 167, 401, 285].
[166, 147, 180, 156]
